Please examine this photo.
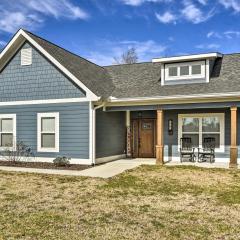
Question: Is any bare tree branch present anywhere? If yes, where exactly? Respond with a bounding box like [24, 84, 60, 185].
[113, 47, 138, 64]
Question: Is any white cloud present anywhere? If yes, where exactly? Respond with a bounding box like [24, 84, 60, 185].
[196, 43, 220, 49]
[121, 0, 172, 6]
[207, 31, 222, 38]
[0, 0, 89, 33]
[182, 0, 215, 23]
[155, 11, 177, 23]
[219, 0, 240, 12]
[198, 0, 208, 5]
[86, 39, 167, 65]
[224, 30, 240, 38]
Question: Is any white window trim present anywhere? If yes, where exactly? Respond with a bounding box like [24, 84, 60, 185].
[178, 113, 225, 153]
[0, 114, 16, 151]
[37, 112, 59, 152]
[164, 60, 206, 81]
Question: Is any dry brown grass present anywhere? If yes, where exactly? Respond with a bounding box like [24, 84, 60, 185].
[0, 165, 239, 240]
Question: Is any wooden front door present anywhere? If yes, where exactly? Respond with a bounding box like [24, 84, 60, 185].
[132, 119, 156, 158]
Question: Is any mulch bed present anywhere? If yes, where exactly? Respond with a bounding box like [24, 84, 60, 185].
[0, 160, 92, 171]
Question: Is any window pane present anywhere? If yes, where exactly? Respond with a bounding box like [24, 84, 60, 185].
[1, 133, 13, 147]
[202, 134, 220, 148]
[202, 117, 220, 132]
[1, 119, 13, 132]
[182, 134, 199, 147]
[168, 66, 178, 77]
[41, 117, 55, 132]
[192, 65, 201, 75]
[41, 134, 55, 148]
[180, 66, 189, 76]
[182, 118, 199, 132]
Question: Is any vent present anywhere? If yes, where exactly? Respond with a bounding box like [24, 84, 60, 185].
[21, 48, 32, 66]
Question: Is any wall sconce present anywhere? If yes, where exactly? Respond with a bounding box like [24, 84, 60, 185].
[138, 111, 142, 118]
[168, 119, 173, 135]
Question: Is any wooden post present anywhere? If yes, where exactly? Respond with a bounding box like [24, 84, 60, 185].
[230, 106, 238, 168]
[156, 109, 164, 164]
[126, 110, 131, 158]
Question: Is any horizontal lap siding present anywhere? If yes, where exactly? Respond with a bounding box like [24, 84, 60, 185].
[96, 109, 126, 158]
[0, 42, 85, 101]
[0, 102, 89, 159]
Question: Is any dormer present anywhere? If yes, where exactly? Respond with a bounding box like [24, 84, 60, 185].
[152, 53, 222, 86]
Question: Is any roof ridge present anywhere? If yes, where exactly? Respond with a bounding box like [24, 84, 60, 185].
[22, 29, 107, 70]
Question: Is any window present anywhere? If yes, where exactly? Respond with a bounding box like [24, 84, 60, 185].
[37, 113, 59, 152]
[21, 48, 32, 66]
[180, 66, 190, 76]
[178, 113, 224, 152]
[0, 114, 16, 149]
[169, 66, 178, 77]
[165, 61, 205, 81]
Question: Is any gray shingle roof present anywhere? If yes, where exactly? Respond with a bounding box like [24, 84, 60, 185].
[24, 30, 115, 99]
[105, 54, 240, 98]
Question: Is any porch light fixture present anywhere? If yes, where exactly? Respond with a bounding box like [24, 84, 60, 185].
[168, 119, 173, 135]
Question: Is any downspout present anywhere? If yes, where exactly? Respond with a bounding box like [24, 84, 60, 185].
[91, 103, 105, 165]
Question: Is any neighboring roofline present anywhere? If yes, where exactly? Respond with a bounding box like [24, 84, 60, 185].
[152, 53, 223, 63]
[108, 91, 240, 103]
[0, 29, 100, 101]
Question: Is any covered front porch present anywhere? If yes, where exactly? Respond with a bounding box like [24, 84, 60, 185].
[106, 101, 240, 167]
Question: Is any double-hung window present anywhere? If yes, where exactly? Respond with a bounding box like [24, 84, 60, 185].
[37, 113, 59, 152]
[178, 113, 224, 152]
[0, 114, 16, 150]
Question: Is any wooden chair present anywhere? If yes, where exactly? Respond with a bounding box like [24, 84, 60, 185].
[198, 137, 215, 163]
[180, 137, 196, 162]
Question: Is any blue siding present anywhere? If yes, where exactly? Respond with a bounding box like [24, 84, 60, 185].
[96, 109, 126, 158]
[0, 42, 85, 101]
[0, 102, 89, 159]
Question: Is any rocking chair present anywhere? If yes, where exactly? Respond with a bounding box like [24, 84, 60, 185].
[180, 137, 196, 162]
[198, 137, 215, 163]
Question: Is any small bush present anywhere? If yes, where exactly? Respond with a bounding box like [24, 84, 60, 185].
[53, 156, 71, 167]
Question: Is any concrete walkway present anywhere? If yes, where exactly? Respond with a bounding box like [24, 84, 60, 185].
[0, 159, 156, 178]
[0, 159, 238, 178]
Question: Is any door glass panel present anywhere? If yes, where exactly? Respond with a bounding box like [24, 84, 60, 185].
[142, 122, 152, 130]
[202, 134, 220, 148]
[182, 118, 199, 132]
[182, 134, 199, 147]
[1, 133, 13, 147]
[202, 117, 220, 132]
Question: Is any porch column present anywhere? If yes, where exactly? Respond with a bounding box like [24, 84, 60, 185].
[230, 106, 238, 167]
[126, 110, 131, 158]
[156, 109, 164, 164]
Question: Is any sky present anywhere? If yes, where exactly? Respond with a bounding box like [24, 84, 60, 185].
[0, 0, 240, 66]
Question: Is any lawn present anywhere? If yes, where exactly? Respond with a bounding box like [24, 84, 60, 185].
[0, 165, 239, 240]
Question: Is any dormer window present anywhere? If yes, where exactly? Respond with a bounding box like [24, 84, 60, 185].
[152, 52, 223, 86]
[164, 61, 206, 82]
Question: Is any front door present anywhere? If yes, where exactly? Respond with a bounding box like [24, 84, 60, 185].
[132, 119, 156, 158]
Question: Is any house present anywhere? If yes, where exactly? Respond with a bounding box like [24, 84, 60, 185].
[0, 29, 239, 167]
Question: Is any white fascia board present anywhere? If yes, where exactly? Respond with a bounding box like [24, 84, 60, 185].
[152, 53, 222, 63]
[0, 29, 100, 101]
[108, 91, 240, 103]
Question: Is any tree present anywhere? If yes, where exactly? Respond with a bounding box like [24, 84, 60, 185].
[114, 47, 138, 64]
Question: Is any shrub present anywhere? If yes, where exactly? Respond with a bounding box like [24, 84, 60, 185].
[53, 156, 71, 167]
[0, 141, 34, 162]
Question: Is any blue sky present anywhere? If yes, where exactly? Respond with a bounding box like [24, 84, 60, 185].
[0, 0, 240, 65]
